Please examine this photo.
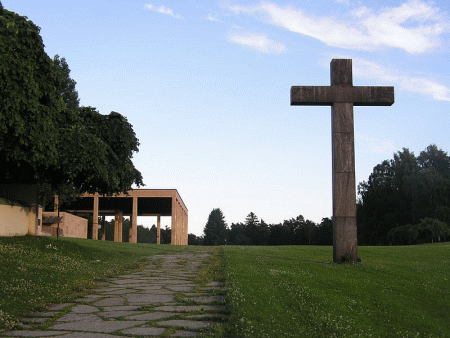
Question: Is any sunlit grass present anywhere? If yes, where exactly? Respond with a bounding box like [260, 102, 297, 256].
[223, 244, 450, 338]
[0, 235, 179, 332]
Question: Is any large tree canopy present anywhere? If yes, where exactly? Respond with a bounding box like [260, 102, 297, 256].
[357, 145, 450, 245]
[0, 8, 62, 170]
[0, 8, 143, 202]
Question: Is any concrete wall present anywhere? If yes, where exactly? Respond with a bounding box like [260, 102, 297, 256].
[0, 204, 36, 237]
[42, 212, 88, 239]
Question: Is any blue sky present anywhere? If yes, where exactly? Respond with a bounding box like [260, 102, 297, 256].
[5, 0, 450, 236]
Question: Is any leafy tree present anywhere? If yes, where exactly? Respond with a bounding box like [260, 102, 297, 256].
[1, 8, 63, 178]
[188, 233, 203, 245]
[136, 224, 156, 243]
[358, 145, 450, 245]
[1, 8, 143, 204]
[53, 55, 79, 112]
[161, 226, 171, 244]
[203, 208, 228, 245]
[315, 217, 333, 245]
[414, 218, 450, 243]
[229, 222, 250, 245]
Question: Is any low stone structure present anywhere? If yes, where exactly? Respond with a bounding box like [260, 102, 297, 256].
[0, 204, 37, 237]
[41, 212, 88, 239]
[0, 184, 41, 237]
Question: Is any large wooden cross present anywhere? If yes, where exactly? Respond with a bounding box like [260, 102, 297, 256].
[291, 59, 394, 262]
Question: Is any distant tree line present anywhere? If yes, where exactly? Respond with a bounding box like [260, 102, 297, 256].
[358, 144, 450, 245]
[196, 144, 450, 247]
[193, 208, 333, 246]
[93, 218, 172, 244]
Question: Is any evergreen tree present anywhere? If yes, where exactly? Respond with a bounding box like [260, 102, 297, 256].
[245, 212, 260, 245]
[203, 208, 228, 245]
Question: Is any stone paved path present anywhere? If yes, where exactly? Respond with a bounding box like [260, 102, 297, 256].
[1, 252, 227, 337]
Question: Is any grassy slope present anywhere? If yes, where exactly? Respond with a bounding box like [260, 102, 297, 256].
[0, 235, 180, 332]
[223, 244, 450, 338]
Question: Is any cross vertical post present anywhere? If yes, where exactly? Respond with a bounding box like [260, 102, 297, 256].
[331, 60, 357, 262]
[291, 59, 394, 262]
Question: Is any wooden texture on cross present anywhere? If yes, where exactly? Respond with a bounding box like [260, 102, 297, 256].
[290, 59, 394, 262]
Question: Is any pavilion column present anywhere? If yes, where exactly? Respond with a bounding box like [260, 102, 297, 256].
[171, 198, 176, 245]
[101, 215, 106, 241]
[118, 211, 123, 242]
[131, 196, 138, 243]
[185, 212, 188, 245]
[157, 215, 161, 244]
[114, 211, 119, 242]
[114, 211, 123, 242]
[181, 211, 186, 245]
[175, 201, 180, 245]
[182, 207, 185, 244]
[180, 210, 184, 245]
[92, 194, 99, 240]
[177, 201, 182, 245]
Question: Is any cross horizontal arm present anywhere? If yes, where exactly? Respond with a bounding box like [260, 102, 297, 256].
[291, 86, 394, 106]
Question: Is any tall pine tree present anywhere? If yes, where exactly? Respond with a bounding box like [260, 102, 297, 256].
[203, 208, 228, 245]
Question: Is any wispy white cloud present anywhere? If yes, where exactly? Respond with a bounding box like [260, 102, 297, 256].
[206, 13, 221, 22]
[145, 4, 182, 19]
[227, 32, 287, 54]
[352, 58, 450, 102]
[227, 1, 449, 53]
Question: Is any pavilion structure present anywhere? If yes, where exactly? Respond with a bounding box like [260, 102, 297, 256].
[58, 189, 188, 245]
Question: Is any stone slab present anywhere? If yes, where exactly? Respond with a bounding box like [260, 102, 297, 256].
[100, 306, 140, 312]
[98, 311, 144, 319]
[71, 305, 99, 314]
[48, 333, 128, 338]
[50, 320, 145, 333]
[124, 294, 175, 304]
[92, 298, 126, 307]
[158, 320, 211, 329]
[57, 313, 102, 322]
[121, 327, 166, 336]
[2, 331, 69, 337]
[166, 286, 195, 292]
[124, 312, 176, 321]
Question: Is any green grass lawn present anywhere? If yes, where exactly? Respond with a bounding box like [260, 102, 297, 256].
[0, 235, 183, 332]
[223, 244, 450, 338]
[2, 236, 449, 337]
